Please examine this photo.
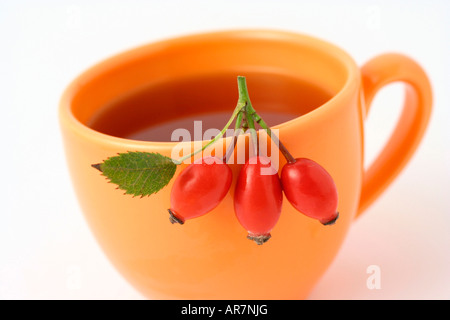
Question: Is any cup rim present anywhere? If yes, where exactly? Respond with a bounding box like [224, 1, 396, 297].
[59, 29, 360, 150]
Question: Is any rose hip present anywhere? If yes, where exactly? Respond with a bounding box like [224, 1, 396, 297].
[234, 156, 283, 245]
[281, 158, 338, 225]
[168, 156, 232, 224]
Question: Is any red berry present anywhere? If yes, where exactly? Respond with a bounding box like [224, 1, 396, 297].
[168, 156, 232, 224]
[234, 156, 283, 245]
[281, 158, 338, 225]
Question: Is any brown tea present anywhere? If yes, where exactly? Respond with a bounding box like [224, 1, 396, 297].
[88, 72, 332, 141]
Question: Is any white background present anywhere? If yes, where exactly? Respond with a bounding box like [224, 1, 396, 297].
[1, 0, 449, 300]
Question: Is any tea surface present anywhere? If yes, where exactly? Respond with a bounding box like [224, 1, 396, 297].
[88, 72, 332, 141]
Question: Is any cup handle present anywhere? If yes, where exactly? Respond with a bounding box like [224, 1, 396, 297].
[356, 53, 432, 217]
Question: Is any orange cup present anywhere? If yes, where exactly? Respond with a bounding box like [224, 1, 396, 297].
[59, 30, 432, 299]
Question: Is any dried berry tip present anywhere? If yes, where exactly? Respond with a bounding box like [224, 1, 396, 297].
[168, 209, 184, 225]
[321, 212, 339, 226]
[247, 233, 271, 245]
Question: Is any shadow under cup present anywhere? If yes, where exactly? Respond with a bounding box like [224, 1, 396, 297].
[60, 30, 361, 299]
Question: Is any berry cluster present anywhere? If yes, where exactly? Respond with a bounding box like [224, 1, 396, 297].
[92, 76, 339, 246]
[168, 155, 338, 245]
[167, 77, 338, 245]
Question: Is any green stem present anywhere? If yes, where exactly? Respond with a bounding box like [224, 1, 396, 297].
[223, 110, 244, 163]
[173, 76, 250, 165]
[173, 101, 245, 165]
[237, 76, 296, 163]
[238, 77, 258, 156]
[173, 75, 294, 165]
[245, 103, 259, 157]
[237, 76, 250, 101]
[246, 105, 296, 164]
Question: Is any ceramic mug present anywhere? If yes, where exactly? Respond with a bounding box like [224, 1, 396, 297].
[59, 30, 432, 299]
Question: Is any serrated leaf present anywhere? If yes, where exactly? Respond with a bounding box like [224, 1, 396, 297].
[93, 152, 177, 197]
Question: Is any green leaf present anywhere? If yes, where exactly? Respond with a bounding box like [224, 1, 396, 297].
[92, 152, 177, 197]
